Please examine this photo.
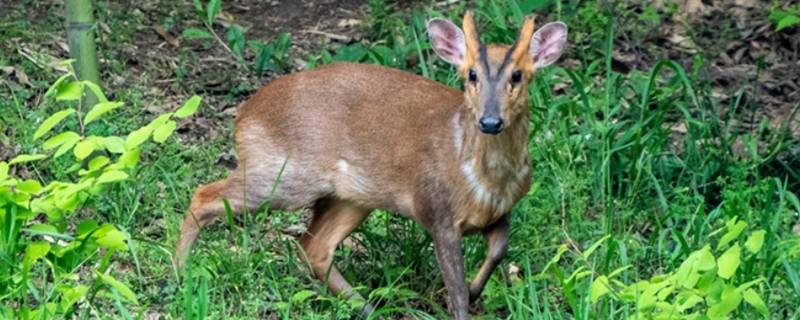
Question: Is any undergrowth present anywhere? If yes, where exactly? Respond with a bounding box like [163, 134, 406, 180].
[1, 0, 798, 319]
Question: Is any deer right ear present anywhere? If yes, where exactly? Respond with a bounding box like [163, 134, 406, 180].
[427, 18, 466, 66]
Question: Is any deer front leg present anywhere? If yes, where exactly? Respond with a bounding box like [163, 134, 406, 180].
[432, 224, 470, 320]
[469, 215, 509, 302]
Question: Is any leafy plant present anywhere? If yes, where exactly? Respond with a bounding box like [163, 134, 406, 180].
[0, 68, 199, 318]
[769, 4, 800, 32]
[591, 218, 770, 319]
[182, 0, 294, 75]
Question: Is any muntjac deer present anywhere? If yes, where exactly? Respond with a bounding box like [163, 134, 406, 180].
[175, 12, 567, 319]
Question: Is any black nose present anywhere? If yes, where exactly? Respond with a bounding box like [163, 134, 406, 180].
[478, 116, 504, 134]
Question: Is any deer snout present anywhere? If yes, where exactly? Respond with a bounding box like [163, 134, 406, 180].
[478, 116, 504, 135]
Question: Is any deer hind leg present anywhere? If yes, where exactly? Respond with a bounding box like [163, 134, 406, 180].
[299, 198, 370, 297]
[175, 178, 253, 269]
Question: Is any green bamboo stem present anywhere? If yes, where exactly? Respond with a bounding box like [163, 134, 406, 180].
[66, 0, 101, 102]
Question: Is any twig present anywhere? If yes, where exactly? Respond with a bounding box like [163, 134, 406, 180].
[302, 29, 351, 42]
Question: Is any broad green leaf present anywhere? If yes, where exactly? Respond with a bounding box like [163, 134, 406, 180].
[95, 224, 128, 251]
[44, 73, 72, 98]
[17, 180, 43, 194]
[591, 276, 610, 303]
[717, 244, 741, 279]
[55, 137, 80, 158]
[73, 140, 96, 160]
[81, 81, 108, 103]
[182, 28, 213, 39]
[84, 101, 123, 124]
[103, 136, 126, 154]
[34, 108, 76, 140]
[9, 154, 47, 165]
[291, 290, 316, 304]
[96, 170, 128, 184]
[707, 285, 742, 317]
[148, 113, 172, 129]
[152, 120, 177, 143]
[43, 131, 80, 150]
[118, 148, 140, 169]
[718, 220, 746, 250]
[0, 161, 7, 181]
[24, 241, 51, 268]
[175, 95, 201, 118]
[77, 220, 99, 237]
[742, 288, 768, 315]
[745, 230, 766, 253]
[61, 285, 89, 310]
[88, 156, 110, 171]
[678, 294, 703, 311]
[98, 273, 139, 304]
[55, 81, 83, 101]
[125, 126, 153, 150]
[696, 246, 716, 271]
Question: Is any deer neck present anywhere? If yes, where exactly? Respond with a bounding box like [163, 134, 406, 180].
[452, 107, 531, 207]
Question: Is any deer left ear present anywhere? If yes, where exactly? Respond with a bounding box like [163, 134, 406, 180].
[529, 22, 568, 69]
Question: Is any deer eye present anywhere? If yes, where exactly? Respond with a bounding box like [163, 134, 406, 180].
[468, 69, 477, 83]
[511, 70, 522, 84]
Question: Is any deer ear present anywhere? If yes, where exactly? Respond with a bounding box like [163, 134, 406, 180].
[529, 22, 568, 69]
[427, 18, 466, 66]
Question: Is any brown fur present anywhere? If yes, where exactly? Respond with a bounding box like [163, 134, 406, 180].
[176, 13, 543, 319]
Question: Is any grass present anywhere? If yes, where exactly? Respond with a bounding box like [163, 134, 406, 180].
[1, 0, 799, 319]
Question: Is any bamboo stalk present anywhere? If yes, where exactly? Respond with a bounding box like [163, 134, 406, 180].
[66, 0, 101, 102]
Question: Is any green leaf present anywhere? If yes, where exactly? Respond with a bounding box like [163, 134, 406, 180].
[583, 234, 610, 259]
[88, 156, 110, 171]
[24, 241, 51, 268]
[9, 154, 47, 165]
[707, 285, 742, 317]
[743, 288, 768, 315]
[103, 136, 126, 154]
[152, 120, 177, 143]
[73, 140, 96, 160]
[98, 273, 139, 304]
[776, 14, 800, 32]
[17, 180, 43, 194]
[44, 73, 73, 98]
[81, 81, 108, 103]
[55, 137, 80, 158]
[717, 244, 741, 279]
[96, 170, 128, 184]
[43, 131, 80, 150]
[591, 276, 610, 303]
[95, 224, 129, 250]
[745, 230, 766, 253]
[175, 95, 201, 118]
[696, 246, 716, 271]
[33, 108, 76, 140]
[182, 27, 213, 39]
[125, 126, 153, 150]
[84, 101, 124, 124]
[55, 81, 83, 101]
[118, 148, 140, 169]
[227, 25, 245, 59]
[718, 220, 747, 250]
[206, 0, 221, 25]
[0, 161, 8, 181]
[61, 285, 89, 310]
[291, 290, 316, 304]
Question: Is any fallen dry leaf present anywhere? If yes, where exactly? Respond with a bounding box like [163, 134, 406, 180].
[153, 25, 180, 48]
